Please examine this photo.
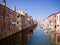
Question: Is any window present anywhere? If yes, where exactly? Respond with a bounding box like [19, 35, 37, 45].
[55, 25, 56, 28]
[49, 20, 51, 23]
[5, 8, 8, 14]
[0, 24, 1, 32]
[0, 7, 3, 13]
[56, 16, 58, 22]
[0, 24, 2, 32]
[10, 25, 13, 30]
[14, 12, 16, 16]
[10, 19, 13, 22]
[0, 16, 3, 22]
[17, 15, 20, 18]
[59, 15, 60, 22]
[10, 12, 12, 15]
[10, 10, 13, 16]
[17, 22, 19, 24]
[57, 25, 59, 27]
[5, 17, 9, 22]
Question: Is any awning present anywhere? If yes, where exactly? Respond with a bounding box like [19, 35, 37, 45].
[11, 22, 17, 24]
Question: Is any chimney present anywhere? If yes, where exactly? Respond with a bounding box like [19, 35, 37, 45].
[3, 0, 6, 6]
[13, 6, 16, 11]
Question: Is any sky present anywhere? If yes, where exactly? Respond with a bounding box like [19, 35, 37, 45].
[0, 0, 60, 21]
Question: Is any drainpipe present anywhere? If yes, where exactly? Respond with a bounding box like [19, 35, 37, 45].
[3, 0, 6, 31]
[55, 15, 57, 45]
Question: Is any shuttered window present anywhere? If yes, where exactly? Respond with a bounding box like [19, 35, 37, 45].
[0, 16, 3, 22]
[0, 7, 3, 13]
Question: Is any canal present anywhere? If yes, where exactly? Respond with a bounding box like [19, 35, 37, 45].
[27, 27, 51, 45]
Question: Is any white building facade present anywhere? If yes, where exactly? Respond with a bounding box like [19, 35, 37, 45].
[56, 13, 60, 33]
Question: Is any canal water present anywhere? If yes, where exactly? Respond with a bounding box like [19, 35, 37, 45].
[27, 27, 51, 45]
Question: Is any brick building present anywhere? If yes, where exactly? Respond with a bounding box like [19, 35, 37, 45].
[0, 3, 17, 39]
[17, 10, 34, 30]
